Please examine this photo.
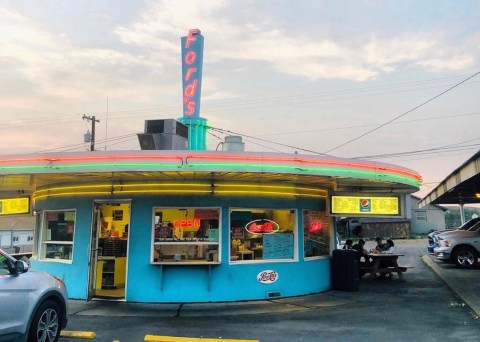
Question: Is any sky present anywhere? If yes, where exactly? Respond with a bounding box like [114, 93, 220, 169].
[0, 0, 479, 200]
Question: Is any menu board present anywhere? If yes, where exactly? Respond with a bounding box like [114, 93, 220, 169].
[331, 196, 399, 215]
[0, 197, 30, 215]
[263, 233, 294, 259]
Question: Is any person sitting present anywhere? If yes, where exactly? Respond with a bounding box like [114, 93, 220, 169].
[379, 239, 396, 279]
[371, 237, 387, 253]
[385, 239, 396, 254]
[352, 239, 369, 263]
[352, 239, 370, 278]
[342, 239, 353, 250]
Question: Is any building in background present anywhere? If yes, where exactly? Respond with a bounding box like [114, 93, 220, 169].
[0, 214, 35, 253]
[410, 195, 446, 235]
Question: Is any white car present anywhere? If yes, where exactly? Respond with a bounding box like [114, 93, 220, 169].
[0, 249, 68, 342]
[434, 221, 480, 269]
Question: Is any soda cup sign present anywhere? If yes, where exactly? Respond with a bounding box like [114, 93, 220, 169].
[257, 270, 279, 284]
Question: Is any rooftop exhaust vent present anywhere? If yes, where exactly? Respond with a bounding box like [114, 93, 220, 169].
[137, 119, 188, 150]
[222, 136, 245, 152]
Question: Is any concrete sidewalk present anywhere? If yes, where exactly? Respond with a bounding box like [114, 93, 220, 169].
[68, 252, 480, 319]
[423, 254, 480, 318]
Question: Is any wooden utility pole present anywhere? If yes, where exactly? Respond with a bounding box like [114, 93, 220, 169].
[82, 115, 100, 151]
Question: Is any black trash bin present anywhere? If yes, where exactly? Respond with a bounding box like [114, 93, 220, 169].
[330, 249, 359, 291]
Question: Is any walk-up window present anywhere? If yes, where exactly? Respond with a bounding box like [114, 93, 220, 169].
[230, 208, 296, 262]
[152, 207, 221, 264]
[39, 209, 76, 261]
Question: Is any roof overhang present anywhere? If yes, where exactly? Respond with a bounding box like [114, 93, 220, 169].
[419, 150, 480, 206]
[0, 150, 422, 198]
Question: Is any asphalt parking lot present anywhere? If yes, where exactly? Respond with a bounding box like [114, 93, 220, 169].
[61, 239, 480, 342]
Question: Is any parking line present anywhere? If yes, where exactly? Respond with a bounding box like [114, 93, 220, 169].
[144, 335, 259, 342]
[60, 331, 97, 339]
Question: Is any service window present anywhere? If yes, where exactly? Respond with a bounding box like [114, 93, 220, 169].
[230, 208, 296, 262]
[40, 210, 76, 261]
[303, 210, 330, 258]
[152, 208, 220, 264]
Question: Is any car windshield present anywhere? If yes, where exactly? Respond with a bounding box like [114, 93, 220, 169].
[459, 217, 480, 230]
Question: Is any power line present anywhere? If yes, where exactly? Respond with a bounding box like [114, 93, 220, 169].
[323, 71, 480, 154]
[209, 126, 327, 155]
[1, 74, 478, 128]
[257, 111, 480, 137]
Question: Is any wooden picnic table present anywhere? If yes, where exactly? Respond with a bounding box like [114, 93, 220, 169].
[363, 253, 410, 281]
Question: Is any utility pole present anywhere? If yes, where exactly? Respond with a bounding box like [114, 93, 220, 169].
[82, 115, 100, 151]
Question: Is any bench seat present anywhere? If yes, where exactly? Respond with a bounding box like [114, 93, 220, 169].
[360, 266, 413, 273]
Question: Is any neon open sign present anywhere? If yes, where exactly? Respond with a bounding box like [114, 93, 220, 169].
[174, 218, 201, 229]
[181, 29, 204, 118]
[245, 219, 279, 234]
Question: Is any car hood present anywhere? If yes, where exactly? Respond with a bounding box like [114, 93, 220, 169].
[437, 230, 480, 240]
[429, 229, 456, 238]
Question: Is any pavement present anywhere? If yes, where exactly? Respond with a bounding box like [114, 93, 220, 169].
[422, 253, 480, 317]
[67, 239, 480, 320]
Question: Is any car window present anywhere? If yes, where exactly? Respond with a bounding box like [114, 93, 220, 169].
[460, 217, 480, 230]
[0, 253, 12, 275]
[467, 221, 480, 232]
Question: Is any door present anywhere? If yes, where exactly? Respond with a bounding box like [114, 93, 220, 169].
[87, 205, 101, 300]
[87, 200, 130, 300]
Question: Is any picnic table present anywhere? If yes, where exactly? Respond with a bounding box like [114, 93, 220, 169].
[362, 253, 412, 281]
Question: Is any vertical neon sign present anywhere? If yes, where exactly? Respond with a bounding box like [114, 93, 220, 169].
[181, 29, 204, 118]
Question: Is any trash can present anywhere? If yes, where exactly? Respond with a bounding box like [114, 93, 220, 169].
[330, 249, 359, 291]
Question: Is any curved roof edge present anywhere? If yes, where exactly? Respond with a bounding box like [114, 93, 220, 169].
[0, 150, 422, 191]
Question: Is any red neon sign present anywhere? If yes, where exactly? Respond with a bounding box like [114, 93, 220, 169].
[308, 221, 322, 234]
[174, 218, 201, 229]
[182, 29, 203, 117]
[245, 219, 279, 234]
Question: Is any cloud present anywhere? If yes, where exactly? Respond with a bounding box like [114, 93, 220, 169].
[417, 55, 475, 71]
[112, 1, 478, 82]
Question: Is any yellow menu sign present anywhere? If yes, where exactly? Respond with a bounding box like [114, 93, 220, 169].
[0, 197, 30, 215]
[331, 196, 399, 215]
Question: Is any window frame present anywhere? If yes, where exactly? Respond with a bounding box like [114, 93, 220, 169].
[415, 210, 427, 222]
[303, 209, 331, 260]
[39, 209, 76, 263]
[229, 207, 298, 265]
[151, 206, 221, 265]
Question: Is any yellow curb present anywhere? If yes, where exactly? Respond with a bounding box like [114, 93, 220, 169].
[144, 335, 259, 342]
[60, 331, 96, 339]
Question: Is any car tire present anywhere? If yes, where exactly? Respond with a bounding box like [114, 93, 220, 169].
[28, 299, 62, 342]
[453, 246, 478, 269]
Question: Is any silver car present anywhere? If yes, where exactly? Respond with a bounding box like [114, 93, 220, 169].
[0, 249, 68, 342]
[434, 221, 480, 269]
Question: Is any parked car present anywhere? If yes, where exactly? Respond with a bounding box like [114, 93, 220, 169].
[0, 249, 68, 342]
[433, 221, 480, 269]
[427, 217, 480, 254]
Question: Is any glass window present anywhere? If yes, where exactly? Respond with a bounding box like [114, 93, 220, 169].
[152, 208, 220, 264]
[0, 251, 12, 275]
[230, 208, 296, 262]
[40, 210, 75, 261]
[303, 210, 330, 258]
[415, 211, 427, 222]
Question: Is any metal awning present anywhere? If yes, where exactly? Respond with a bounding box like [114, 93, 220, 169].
[419, 150, 480, 206]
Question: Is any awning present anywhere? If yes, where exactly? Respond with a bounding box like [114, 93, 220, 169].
[419, 150, 480, 206]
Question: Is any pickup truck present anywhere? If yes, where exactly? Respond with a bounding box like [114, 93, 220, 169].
[433, 220, 480, 269]
[428, 217, 480, 254]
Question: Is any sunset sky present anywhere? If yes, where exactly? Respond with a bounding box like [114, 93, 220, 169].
[1, 0, 479, 199]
